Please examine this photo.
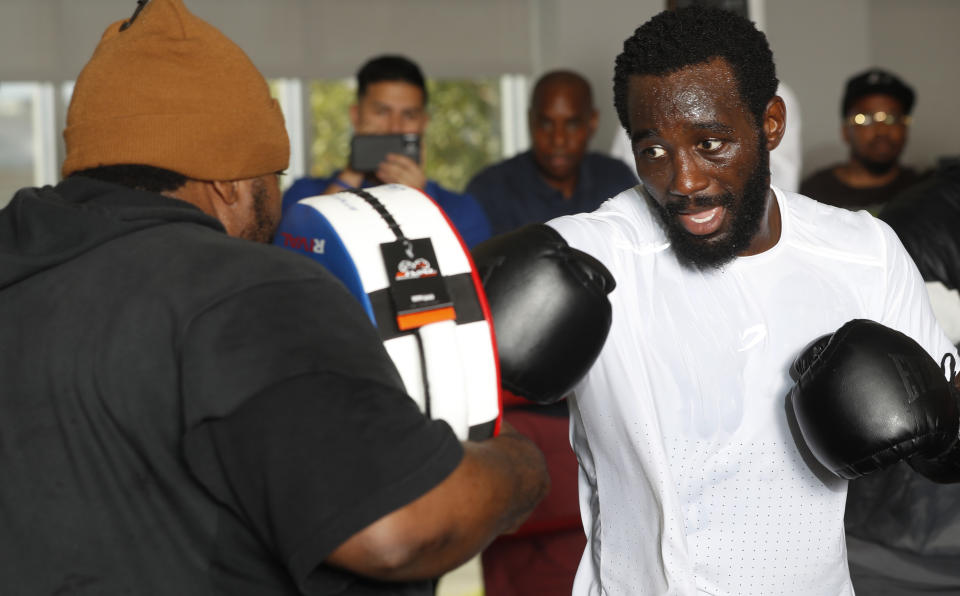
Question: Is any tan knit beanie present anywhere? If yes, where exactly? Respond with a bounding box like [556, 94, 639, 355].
[62, 0, 289, 181]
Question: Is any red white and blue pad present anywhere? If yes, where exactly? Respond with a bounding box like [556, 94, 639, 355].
[274, 183, 501, 440]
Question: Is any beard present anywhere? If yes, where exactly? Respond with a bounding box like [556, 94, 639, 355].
[650, 141, 770, 271]
[854, 150, 898, 176]
[241, 177, 280, 244]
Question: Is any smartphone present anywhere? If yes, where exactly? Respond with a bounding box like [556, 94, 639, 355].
[349, 133, 421, 172]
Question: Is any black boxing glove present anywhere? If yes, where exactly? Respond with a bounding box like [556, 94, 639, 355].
[789, 318, 960, 482]
[472, 224, 615, 404]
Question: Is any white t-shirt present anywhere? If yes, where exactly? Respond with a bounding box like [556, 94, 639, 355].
[548, 186, 955, 596]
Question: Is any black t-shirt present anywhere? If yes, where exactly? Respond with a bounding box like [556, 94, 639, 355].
[0, 178, 462, 595]
[799, 165, 925, 213]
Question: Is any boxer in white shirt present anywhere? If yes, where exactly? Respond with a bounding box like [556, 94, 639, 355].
[473, 6, 959, 595]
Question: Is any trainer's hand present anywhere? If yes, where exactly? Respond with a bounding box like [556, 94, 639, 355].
[789, 319, 960, 482]
[376, 154, 427, 190]
[472, 224, 615, 404]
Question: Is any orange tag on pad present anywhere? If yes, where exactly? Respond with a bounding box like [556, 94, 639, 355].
[381, 238, 456, 330]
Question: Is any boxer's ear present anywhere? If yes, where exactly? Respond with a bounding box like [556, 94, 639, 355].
[763, 95, 786, 152]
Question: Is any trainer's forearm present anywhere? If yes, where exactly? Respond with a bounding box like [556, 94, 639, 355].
[327, 423, 549, 581]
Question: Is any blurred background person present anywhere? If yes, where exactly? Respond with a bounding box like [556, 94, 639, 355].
[466, 70, 637, 236]
[800, 68, 925, 213]
[282, 55, 491, 247]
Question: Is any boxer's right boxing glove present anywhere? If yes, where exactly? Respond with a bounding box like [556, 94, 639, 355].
[789, 319, 960, 481]
[471, 224, 615, 405]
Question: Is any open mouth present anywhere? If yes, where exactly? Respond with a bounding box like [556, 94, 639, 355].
[677, 206, 725, 236]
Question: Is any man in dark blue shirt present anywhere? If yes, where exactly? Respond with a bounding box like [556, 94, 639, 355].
[283, 55, 491, 247]
[466, 70, 638, 235]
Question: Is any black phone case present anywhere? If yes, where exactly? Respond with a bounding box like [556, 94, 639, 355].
[350, 133, 420, 172]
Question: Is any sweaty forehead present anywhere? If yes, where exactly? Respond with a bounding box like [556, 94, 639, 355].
[626, 58, 747, 133]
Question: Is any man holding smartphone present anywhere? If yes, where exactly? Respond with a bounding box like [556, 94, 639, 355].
[283, 55, 491, 247]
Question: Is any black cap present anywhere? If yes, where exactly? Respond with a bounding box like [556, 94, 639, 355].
[842, 68, 915, 116]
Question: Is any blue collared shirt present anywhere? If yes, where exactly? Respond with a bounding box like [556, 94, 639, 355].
[465, 150, 638, 235]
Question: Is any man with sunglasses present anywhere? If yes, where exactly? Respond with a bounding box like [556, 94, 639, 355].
[801, 68, 925, 213]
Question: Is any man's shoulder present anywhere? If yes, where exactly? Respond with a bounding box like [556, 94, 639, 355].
[424, 178, 468, 200]
[892, 166, 928, 190]
[583, 151, 636, 177]
[425, 174, 486, 204]
[800, 165, 840, 184]
[465, 153, 530, 193]
[799, 165, 843, 194]
[283, 175, 336, 211]
[582, 152, 639, 196]
[422, 179, 492, 245]
[149, 221, 334, 291]
[782, 189, 889, 261]
[548, 187, 663, 257]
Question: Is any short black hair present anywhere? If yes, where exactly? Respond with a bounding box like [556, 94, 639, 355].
[613, 6, 778, 132]
[71, 164, 188, 193]
[356, 55, 428, 105]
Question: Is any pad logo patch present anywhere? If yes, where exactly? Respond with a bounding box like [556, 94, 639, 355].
[396, 258, 438, 280]
[279, 232, 326, 254]
[381, 238, 455, 331]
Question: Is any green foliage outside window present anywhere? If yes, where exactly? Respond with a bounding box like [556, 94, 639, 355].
[423, 79, 501, 191]
[307, 78, 502, 191]
[307, 79, 356, 181]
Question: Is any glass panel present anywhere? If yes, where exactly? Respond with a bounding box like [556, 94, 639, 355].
[268, 78, 305, 191]
[0, 83, 40, 207]
[425, 78, 501, 192]
[307, 78, 356, 180]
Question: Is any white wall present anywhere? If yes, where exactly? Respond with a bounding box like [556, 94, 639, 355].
[0, 0, 538, 79]
[869, 0, 960, 171]
[766, 0, 871, 177]
[532, 0, 662, 152]
[1, 0, 957, 174]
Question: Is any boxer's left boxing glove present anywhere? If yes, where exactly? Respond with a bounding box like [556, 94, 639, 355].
[472, 224, 615, 405]
[789, 319, 960, 482]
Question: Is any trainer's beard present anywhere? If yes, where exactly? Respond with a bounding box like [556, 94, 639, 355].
[651, 140, 770, 271]
[242, 178, 280, 244]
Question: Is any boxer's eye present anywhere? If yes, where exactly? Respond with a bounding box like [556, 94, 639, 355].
[640, 145, 666, 159]
[699, 139, 723, 152]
